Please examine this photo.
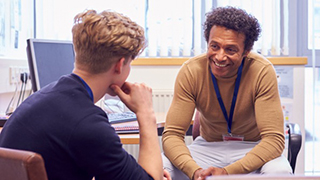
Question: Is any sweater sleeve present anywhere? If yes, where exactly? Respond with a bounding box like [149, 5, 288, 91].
[162, 63, 201, 179]
[224, 64, 285, 174]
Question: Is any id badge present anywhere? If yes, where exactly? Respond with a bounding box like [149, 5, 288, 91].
[222, 133, 244, 141]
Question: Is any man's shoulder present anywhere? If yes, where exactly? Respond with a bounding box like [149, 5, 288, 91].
[176, 54, 208, 82]
[246, 52, 272, 66]
[181, 53, 208, 73]
[183, 53, 207, 65]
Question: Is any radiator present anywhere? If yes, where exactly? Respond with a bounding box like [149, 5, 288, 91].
[123, 89, 194, 160]
[152, 89, 174, 114]
[149, 89, 175, 123]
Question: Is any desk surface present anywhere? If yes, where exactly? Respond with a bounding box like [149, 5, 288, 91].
[116, 120, 166, 144]
[0, 124, 162, 145]
[0, 113, 168, 145]
[117, 113, 194, 144]
[0, 128, 160, 145]
[0, 121, 192, 145]
[0, 113, 193, 145]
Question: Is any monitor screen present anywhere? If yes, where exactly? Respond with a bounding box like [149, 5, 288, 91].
[26, 39, 75, 92]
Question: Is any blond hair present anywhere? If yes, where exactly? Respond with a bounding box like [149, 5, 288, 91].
[72, 9, 146, 74]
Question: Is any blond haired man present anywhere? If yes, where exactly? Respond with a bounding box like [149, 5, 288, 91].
[0, 9, 168, 180]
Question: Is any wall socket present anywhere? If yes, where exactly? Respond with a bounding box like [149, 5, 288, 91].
[9, 66, 29, 84]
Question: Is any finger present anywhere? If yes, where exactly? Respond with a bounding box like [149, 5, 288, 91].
[199, 169, 213, 178]
[163, 169, 172, 180]
[110, 84, 127, 99]
[120, 82, 132, 91]
[166, 173, 172, 180]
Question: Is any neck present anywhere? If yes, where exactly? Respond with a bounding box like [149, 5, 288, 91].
[72, 68, 110, 103]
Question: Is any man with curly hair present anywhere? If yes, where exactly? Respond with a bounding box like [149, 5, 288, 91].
[162, 6, 292, 180]
[0, 9, 169, 180]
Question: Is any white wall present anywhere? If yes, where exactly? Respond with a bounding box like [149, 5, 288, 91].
[0, 58, 29, 93]
[0, 58, 31, 115]
[127, 65, 181, 90]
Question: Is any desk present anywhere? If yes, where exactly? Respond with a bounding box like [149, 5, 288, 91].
[118, 121, 194, 144]
[0, 123, 165, 145]
[118, 134, 141, 144]
[0, 114, 192, 145]
[116, 120, 166, 144]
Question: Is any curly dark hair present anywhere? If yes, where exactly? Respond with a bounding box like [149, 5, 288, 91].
[204, 6, 261, 53]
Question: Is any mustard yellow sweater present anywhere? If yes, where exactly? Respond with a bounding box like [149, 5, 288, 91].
[162, 52, 285, 179]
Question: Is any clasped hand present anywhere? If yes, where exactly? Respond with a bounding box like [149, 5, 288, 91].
[193, 167, 228, 180]
[110, 82, 153, 115]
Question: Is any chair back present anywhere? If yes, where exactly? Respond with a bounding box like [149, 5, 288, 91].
[286, 122, 302, 173]
[192, 110, 201, 140]
[0, 147, 48, 180]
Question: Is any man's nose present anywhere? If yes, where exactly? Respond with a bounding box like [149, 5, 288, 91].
[216, 49, 227, 61]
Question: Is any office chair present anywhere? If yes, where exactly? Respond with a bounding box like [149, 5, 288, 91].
[192, 111, 302, 173]
[287, 122, 302, 173]
[0, 147, 48, 180]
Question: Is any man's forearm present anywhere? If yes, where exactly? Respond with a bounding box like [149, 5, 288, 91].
[137, 112, 163, 180]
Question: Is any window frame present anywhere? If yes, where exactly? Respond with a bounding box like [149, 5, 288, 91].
[295, 0, 320, 67]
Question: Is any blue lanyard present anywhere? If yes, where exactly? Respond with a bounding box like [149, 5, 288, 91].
[72, 73, 94, 102]
[210, 59, 244, 133]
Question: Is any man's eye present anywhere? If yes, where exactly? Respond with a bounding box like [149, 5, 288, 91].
[226, 48, 237, 54]
[227, 48, 236, 52]
[211, 45, 218, 50]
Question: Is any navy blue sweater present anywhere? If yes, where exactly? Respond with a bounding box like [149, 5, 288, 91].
[0, 74, 153, 180]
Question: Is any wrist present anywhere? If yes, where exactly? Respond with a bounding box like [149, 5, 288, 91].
[222, 168, 228, 175]
[193, 168, 203, 180]
[135, 109, 155, 118]
[135, 111, 157, 126]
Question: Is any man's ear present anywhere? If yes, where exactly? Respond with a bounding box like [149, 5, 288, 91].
[114, 57, 126, 74]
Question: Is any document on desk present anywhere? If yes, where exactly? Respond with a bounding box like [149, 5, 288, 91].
[111, 121, 139, 134]
[103, 94, 139, 133]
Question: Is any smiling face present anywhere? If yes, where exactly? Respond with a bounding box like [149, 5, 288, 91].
[207, 25, 249, 78]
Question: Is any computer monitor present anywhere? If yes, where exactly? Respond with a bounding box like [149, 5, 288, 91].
[26, 38, 75, 92]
